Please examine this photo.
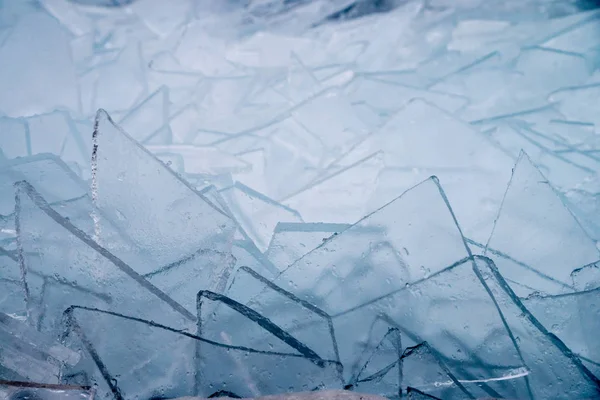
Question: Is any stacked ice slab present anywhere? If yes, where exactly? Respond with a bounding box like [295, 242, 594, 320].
[0, 0, 600, 399]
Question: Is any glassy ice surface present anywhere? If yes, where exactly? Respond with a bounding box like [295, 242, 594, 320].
[1, 0, 600, 399]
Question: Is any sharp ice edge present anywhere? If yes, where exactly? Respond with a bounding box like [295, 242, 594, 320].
[1, 0, 600, 399]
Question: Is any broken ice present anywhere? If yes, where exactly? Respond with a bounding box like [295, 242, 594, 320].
[1, 0, 600, 399]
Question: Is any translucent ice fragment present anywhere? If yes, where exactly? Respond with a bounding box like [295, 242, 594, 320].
[197, 291, 342, 396]
[274, 177, 471, 314]
[329, 256, 529, 398]
[143, 246, 237, 313]
[15, 181, 196, 327]
[362, 99, 515, 241]
[221, 183, 303, 252]
[62, 306, 195, 400]
[0, 154, 87, 217]
[282, 53, 323, 103]
[485, 152, 599, 295]
[92, 110, 236, 268]
[542, 16, 600, 53]
[266, 222, 353, 270]
[40, 0, 93, 35]
[146, 145, 251, 177]
[282, 152, 385, 223]
[400, 342, 472, 399]
[0, 11, 78, 117]
[92, 44, 147, 113]
[549, 83, 600, 127]
[514, 47, 590, 94]
[221, 266, 340, 365]
[0, 311, 79, 383]
[169, 105, 201, 144]
[0, 248, 26, 317]
[348, 325, 402, 398]
[483, 123, 596, 190]
[291, 89, 369, 158]
[0, 117, 29, 159]
[474, 256, 600, 399]
[523, 288, 600, 377]
[231, 239, 280, 280]
[572, 262, 600, 291]
[25, 112, 92, 174]
[432, 68, 549, 123]
[344, 77, 468, 118]
[447, 19, 511, 52]
[232, 148, 270, 196]
[118, 86, 170, 143]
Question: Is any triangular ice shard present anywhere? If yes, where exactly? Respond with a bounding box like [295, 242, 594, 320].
[485, 152, 600, 296]
[522, 287, 600, 378]
[329, 256, 530, 398]
[474, 255, 600, 399]
[349, 324, 402, 398]
[196, 290, 343, 396]
[15, 181, 195, 327]
[221, 266, 340, 366]
[400, 342, 473, 399]
[92, 109, 236, 268]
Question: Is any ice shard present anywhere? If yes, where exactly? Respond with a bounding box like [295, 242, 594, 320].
[0, 312, 80, 383]
[219, 266, 341, 366]
[15, 181, 196, 326]
[91, 110, 237, 300]
[399, 342, 472, 399]
[221, 183, 303, 252]
[271, 177, 471, 314]
[347, 322, 401, 398]
[522, 287, 600, 377]
[196, 291, 342, 397]
[266, 222, 353, 270]
[484, 152, 600, 296]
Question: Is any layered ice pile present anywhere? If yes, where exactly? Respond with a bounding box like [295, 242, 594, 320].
[1, 0, 600, 399]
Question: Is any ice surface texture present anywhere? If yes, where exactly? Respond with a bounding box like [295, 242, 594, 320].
[1, 0, 600, 399]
